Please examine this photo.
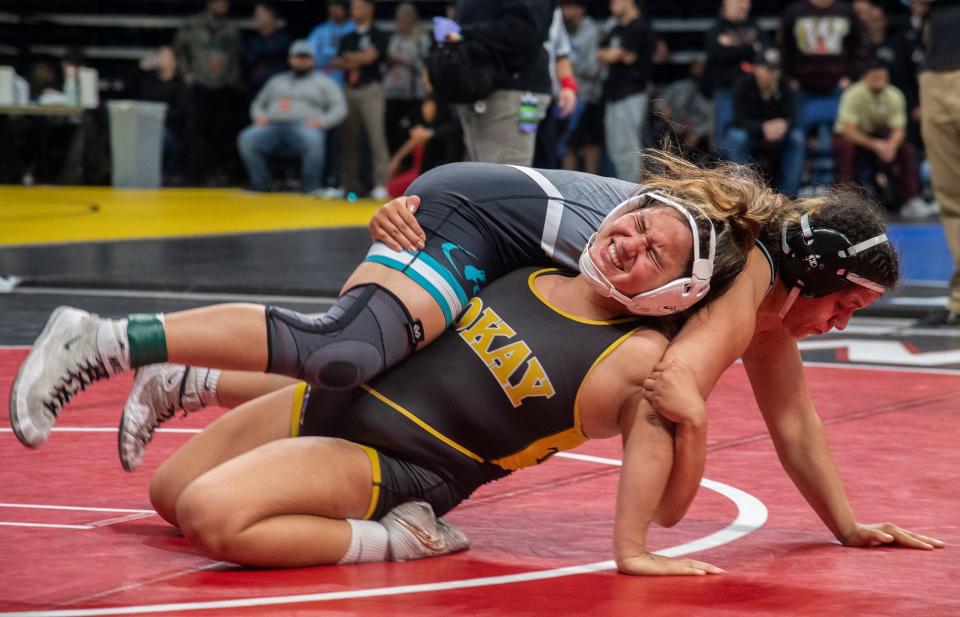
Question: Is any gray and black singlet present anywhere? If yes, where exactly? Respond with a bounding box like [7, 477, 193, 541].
[363, 162, 638, 324]
[363, 162, 777, 324]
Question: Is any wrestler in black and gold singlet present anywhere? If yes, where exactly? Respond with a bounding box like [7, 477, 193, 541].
[296, 267, 671, 518]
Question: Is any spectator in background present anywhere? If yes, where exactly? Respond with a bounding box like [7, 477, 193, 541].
[174, 0, 244, 185]
[237, 40, 346, 194]
[383, 2, 429, 154]
[534, 7, 578, 169]
[0, 67, 30, 182]
[721, 47, 804, 197]
[597, 0, 654, 182]
[833, 59, 930, 217]
[652, 60, 712, 163]
[703, 0, 769, 147]
[560, 0, 604, 174]
[244, 2, 291, 93]
[385, 92, 464, 197]
[306, 0, 356, 197]
[859, 1, 896, 66]
[451, 0, 554, 166]
[138, 46, 192, 184]
[918, 0, 960, 326]
[333, 0, 390, 199]
[851, 0, 874, 23]
[308, 0, 356, 85]
[15, 50, 104, 185]
[780, 0, 865, 97]
[891, 0, 928, 150]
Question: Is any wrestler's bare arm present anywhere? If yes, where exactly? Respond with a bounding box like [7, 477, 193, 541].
[742, 331, 944, 550]
[654, 248, 771, 400]
[582, 331, 721, 576]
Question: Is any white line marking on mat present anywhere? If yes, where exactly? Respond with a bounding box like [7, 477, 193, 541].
[0, 522, 92, 530]
[0, 457, 768, 617]
[8, 286, 338, 305]
[0, 503, 154, 514]
[0, 427, 201, 434]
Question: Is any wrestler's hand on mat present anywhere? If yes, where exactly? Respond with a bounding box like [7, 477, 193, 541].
[841, 522, 945, 550]
[369, 195, 426, 252]
[642, 360, 706, 427]
[617, 553, 724, 576]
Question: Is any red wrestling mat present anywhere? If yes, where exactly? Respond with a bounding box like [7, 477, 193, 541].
[0, 347, 957, 617]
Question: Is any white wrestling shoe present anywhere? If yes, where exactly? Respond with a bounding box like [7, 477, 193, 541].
[118, 364, 217, 472]
[9, 307, 115, 448]
[381, 501, 470, 561]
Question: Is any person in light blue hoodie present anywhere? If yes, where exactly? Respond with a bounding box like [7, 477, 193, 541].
[306, 0, 356, 193]
[307, 0, 356, 87]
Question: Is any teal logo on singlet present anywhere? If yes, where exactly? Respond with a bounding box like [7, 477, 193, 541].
[442, 242, 487, 294]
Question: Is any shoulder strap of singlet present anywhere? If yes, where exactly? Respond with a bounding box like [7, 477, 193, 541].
[754, 239, 777, 298]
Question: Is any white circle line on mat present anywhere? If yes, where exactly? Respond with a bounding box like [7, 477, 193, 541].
[2, 452, 767, 617]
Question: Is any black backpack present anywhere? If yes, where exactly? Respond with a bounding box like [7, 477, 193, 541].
[425, 40, 504, 104]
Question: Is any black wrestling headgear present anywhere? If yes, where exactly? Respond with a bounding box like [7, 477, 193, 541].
[778, 213, 890, 317]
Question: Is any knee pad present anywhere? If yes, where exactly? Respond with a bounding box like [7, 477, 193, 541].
[266, 284, 420, 389]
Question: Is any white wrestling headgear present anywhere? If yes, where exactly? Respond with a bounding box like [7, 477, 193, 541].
[577, 190, 717, 316]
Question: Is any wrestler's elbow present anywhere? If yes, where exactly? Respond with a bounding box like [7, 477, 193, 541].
[653, 508, 686, 527]
[653, 501, 691, 528]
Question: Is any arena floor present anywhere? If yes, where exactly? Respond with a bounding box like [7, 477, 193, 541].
[1, 186, 957, 616]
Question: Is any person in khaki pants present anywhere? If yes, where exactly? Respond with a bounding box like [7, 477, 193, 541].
[334, 0, 390, 199]
[450, 0, 554, 166]
[918, 0, 960, 326]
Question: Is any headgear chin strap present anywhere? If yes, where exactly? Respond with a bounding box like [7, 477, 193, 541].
[578, 190, 717, 316]
[778, 212, 890, 318]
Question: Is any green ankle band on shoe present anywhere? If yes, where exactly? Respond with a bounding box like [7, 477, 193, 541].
[127, 314, 168, 368]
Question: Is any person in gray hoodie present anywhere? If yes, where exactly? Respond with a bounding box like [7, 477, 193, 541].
[237, 39, 347, 193]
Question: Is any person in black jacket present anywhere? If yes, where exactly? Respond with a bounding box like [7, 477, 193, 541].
[719, 48, 805, 197]
[891, 0, 928, 150]
[703, 0, 769, 145]
[448, 0, 554, 166]
[243, 2, 292, 93]
[597, 0, 654, 182]
[138, 46, 192, 184]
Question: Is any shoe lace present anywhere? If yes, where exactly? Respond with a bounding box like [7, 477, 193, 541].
[138, 375, 187, 447]
[45, 358, 109, 417]
[138, 404, 176, 448]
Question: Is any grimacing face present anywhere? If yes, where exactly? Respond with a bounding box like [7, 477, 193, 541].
[588, 206, 694, 298]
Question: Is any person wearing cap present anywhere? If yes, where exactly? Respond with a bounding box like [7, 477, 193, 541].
[720, 47, 805, 198]
[237, 39, 347, 193]
[832, 58, 930, 217]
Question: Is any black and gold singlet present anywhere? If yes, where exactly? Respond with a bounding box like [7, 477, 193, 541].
[300, 267, 667, 495]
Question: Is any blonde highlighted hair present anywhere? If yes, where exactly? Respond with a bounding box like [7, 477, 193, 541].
[634, 149, 789, 312]
[638, 149, 787, 251]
